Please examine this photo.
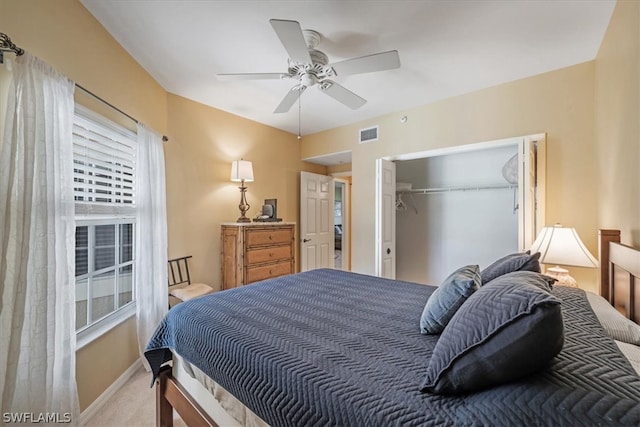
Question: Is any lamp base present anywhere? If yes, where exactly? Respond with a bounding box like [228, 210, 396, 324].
[236, 182, 251, 223]
[544, 266, 578, 288]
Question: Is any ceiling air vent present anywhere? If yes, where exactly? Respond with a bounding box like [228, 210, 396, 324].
[359, 125, 379, 144]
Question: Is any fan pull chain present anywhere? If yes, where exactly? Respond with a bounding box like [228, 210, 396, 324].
[297, 89, 302, 140]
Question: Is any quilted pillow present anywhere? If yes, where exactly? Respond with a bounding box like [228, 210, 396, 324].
[420, 265, 481, 334]
[480, 251, 541, 284]
[488, 271, 556, 293]
[586, 291, 640, 346]
[421, 277, 564, 394]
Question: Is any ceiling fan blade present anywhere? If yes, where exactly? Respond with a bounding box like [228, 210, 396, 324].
[270, 19, 312, 64]
[217, 72, 289, 81]
[274, 86, 306, 114]
[319, 81, 366, 110]
[329, 50, 400, 76]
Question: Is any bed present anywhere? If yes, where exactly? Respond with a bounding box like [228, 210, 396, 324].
[145, 229, 640, 426]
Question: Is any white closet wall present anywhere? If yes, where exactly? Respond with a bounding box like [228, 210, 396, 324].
[396, 145, 519, 285]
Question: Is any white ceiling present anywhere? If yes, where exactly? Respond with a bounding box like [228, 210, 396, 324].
[80, 0, 615, 137]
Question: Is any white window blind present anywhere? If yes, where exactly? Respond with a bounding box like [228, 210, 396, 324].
[73, 106, 137, 212]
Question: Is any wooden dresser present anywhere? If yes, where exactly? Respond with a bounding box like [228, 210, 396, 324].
[221, 222, 295, 289]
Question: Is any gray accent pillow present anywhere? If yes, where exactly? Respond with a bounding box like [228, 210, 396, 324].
[587, 291, 640, 346]
[480, 251, 541, 284]
[421, 276, 564, 394]
[487, 271, 556, 293]
[420, 265, 481, 335]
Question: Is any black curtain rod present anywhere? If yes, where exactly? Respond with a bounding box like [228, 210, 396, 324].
[76, 84, 168, 142]
[0, 32, 24, 60]
[0, 32, 168, 142]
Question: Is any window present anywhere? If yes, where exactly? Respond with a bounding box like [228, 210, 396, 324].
[73, 105, 137, 343]
[75, 221, 134, 330]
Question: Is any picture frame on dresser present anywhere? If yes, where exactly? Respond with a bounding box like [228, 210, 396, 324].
[221, 222, 295, 289]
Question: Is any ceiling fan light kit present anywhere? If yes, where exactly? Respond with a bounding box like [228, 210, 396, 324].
[217, 19, 401, 115]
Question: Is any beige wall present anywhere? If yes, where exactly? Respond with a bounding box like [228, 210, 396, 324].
[75, 317, 138, 410]
[595, 0, 640, 246]
[0, 0, 167, 133]
[302, 62, 599, 291]
[165, 94, 325, 287]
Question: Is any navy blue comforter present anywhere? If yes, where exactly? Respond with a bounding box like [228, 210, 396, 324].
[145, 269, 640, 426]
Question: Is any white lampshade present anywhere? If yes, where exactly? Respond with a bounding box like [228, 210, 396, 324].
[230, 159, 254, 182]
[529, 224, 598, 268]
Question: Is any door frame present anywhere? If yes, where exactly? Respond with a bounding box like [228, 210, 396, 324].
[333, 177, 351, 271]
[376, 133, 546, 275]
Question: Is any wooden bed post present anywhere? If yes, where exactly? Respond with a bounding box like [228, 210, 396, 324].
[157, 366, 174, 427]
[598, 229, 620, 300]
[155, 365, 218, 427]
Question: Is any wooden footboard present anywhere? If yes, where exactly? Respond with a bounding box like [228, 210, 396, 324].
[156, 365, 217, 427]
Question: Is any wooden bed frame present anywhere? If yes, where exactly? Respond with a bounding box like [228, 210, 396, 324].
[598, 229, 640, 323]
[155, 229, 640, 427]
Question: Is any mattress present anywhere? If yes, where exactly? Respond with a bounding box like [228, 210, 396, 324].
[173, 353, 266, 427]
[146, 269, 640, 426]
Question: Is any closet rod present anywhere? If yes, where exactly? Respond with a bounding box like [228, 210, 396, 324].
[401, 184, 516, 195]
[76, 84, 168, 142]
[0, 32, 168, 142]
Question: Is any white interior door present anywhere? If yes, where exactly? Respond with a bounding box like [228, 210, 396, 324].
[300, 171, 334, 271]
[375, 159, 396, 278]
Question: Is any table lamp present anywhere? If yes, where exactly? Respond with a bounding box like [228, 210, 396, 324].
[529, 224, 598, 287]
[230, 159, 254, 223]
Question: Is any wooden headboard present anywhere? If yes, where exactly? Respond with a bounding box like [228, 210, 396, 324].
[598, 229, 640, 324]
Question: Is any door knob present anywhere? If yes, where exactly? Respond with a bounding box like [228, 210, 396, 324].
[386, 248, 391, 255]
[303, 238, 312, 243]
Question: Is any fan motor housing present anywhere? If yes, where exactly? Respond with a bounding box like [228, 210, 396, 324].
[309, 49, 328, 66]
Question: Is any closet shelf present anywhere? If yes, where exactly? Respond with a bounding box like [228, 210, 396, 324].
[398, 184, 516, 195]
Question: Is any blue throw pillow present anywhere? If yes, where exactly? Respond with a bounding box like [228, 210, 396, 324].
[480, 251, 541, 284]
[420, 265, 481, 335]
[421, 275, 564, 394]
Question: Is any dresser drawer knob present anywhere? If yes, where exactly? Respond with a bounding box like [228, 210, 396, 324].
[269, 235, 273, 240]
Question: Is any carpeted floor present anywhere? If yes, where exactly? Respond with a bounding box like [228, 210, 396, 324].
[84, 367, 186, 427]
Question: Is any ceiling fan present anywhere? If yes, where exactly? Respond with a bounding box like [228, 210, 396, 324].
[217, 19, 401, 114]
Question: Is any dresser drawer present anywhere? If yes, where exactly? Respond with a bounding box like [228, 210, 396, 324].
[246, 261, 292, 283]
[246, 228, 292, 247]
[246, 245, 292, 265]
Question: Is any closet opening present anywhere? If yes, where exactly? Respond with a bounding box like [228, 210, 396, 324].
[375, 134, 545, 283]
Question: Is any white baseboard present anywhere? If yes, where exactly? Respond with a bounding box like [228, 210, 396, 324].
[79, 358, 144, 426]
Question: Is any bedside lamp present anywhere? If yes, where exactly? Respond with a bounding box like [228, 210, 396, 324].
[529, 224, 598, 287]
[230, 159, 254, 223]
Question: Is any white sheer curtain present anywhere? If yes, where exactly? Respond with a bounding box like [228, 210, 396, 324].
[0, 53, 79, 422]
[135, 123, 168, 367]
